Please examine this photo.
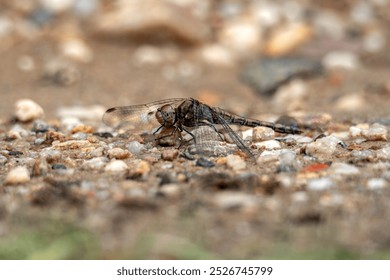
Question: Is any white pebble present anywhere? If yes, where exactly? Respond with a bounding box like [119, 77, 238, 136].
[241, 129, 253, 141]
[376, 146, 390, 160]
[133, 45, 164, 65]
[252, 127, 275, 142]
[83, 157, 108, 170]
[214, 191, 256, 209]
[278, 150, 298, 172]
[286, 135, 313, 144]
[7, 125, 29, 139]
[322, 51, 359, 70]
[15, 99, 44, 122]
[226, 154, 246, 170]
[307, 177, 335, 191]
[218, 18, 262, 57]
[158, 184, 182, 198]
[362, 123, 387, 141]
[5, 166, 30, 185]
[39, 0, 75, 13]
[256, 150, 280, 165]
[57, 105, 106, 121]
[367, 178, 387, 190]
[329, 162, 359, 176]
[305, 136, 342, 158]
[127, 141, 145, 155]
[104, 160, 128, 172]
[335, 94, 365, 111]
[349, 126, 363, 138]
[60, 38, 93, 63]
[254, 140, 281, 150]
[199, 44, 235, 66]
[351, 150, 375, 161]
[291, 191, 308, 203]
[0, 155, 8, 165]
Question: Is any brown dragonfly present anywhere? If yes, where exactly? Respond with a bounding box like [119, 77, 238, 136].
[103, 98, 301, 160]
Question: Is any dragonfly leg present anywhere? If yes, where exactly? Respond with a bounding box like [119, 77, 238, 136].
[153, 125, 164, 135]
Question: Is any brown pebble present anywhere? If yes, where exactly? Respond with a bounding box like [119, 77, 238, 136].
[161, 149, 179, 161]
[107, 148, 130, 159]
[71, 124, 93, 134]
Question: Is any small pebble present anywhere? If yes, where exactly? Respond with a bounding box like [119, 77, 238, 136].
[40, 148, 62, 162]
[323, 51, 359, 70]
[241, 129, 253, 141]
[351, 150, 375, 161]
[60, 38, 94, 63]
[256, 150, 281, 165]
[158, 184, 182, 198]
[291, 191, 308, 203]
[376, 146, 390, 160]
[254, 140, 281, 150]
[107, 148, 130, 160]
[14, 99, 44, 122]
[329, 162, 359, 176]
[127, 141, 145, 155]
[263, 22, 312, 57]
[7, 125, 29, 140]
[349, 126, 364, 138]
[71, 124, 93, 134]
[32, 120, 51, 133]
[33, 157, 48, 176]
[367, 178, 387, 190]
[214, 191, 256, 209]
[8, 151, 23, 157]
[226, 154, 246, 171]
[252, 127, 275, 142]
[161, 149, 179, 161]
[307, 177, 335, 191]
[272, 79, 307, 111]
[57, 105, 106, 121]
[218, 18, 262, 57]
[5, 166, 30, 185]
[127, 160, 151, 179]
[0, 155, 8, 165]
[362, 123, 387, 141]
[305, 136, 343, 158]
[196, 157, 215, 168]
[104, 160, 128, 172]
[71, 132, 88, 140]
[278, 150, 298, 172]
[51, 164, 67, 170]
[199, 44, 235, 66]
[335, 94, 366, 111]
[82, 157, 108, 170]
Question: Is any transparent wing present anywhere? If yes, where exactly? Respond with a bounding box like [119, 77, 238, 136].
[103, 98, 186, 131]
[213, 111, 256, 160]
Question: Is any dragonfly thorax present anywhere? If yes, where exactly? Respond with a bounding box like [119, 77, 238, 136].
[156, 104, 177, 127]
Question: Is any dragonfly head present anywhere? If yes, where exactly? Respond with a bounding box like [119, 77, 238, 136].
[156, 104, 177, 127]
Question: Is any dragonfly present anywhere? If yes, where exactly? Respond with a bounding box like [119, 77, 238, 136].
[103, 98, 302, 160]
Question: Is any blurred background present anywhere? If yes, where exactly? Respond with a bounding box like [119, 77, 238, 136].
[0, 0, 389, 120]
[0, 0, 390, 260]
